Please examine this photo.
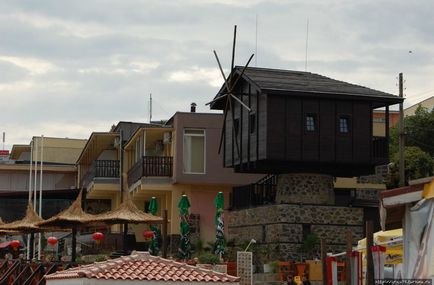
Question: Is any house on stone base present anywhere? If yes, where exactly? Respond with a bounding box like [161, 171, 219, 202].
[209, 67, 403, 264]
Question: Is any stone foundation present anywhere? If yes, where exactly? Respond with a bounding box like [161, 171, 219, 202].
[227, 204, 364, 261]
[275, 174, 334, 205]
[228, 173, 367, 264]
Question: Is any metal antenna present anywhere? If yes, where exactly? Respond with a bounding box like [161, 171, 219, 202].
[305, 18, 309, 72]
[255, 14, 258, 67]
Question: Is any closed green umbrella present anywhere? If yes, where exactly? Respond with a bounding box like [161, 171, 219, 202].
[147, 197, 160, 256]
[214, 192, 225, 258]
[177, 194, 191, 260]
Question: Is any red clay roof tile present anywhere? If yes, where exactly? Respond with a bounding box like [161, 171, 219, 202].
[46, 251, 239, 283]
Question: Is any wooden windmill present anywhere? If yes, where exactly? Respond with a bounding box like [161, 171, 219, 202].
[206, 25, 254, 157]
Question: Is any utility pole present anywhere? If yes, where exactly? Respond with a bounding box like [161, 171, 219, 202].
[149, 93, 152, 123]
[398, 73, 405, 187]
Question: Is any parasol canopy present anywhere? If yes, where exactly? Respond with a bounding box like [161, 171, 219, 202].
[90, 189, 163, 225]
[177, 194, 192, 260]
[0, 218, 18, 236]
[148, 197, 160, 256]
[0, 202, 45, 233]
[214, 191, 225, 257]
[357, 228, 403, 264]
[38, 189, 95, 228]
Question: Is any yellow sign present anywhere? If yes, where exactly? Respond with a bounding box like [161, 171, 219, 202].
[423, 179, 434, 199]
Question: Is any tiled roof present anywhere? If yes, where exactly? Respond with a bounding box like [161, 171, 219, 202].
[213, 66, 403, 105]
[46, 251, 239, 283]
[236, 66, 400, 100]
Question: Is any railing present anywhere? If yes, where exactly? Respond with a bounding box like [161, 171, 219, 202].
[372, 136, 388, 163]
[231, 175, 277, 210]
[81, 160, 120, 187]
[128, 156, 173, 186]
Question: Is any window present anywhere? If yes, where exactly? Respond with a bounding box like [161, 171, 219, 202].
[339, 117, 350, 133]
[233, 118, 240, 136]
[249, 113, 256, 134]
[183, 129, 205, 174]
[305, 115, 317, 132]
[135, 137, 142, 163]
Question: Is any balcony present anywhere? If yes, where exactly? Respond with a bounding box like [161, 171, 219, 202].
[81, 160, 120, 187]
[230, 175, 277, 210]
[127, 156, 173, 186]
[372, 136, 388, 165]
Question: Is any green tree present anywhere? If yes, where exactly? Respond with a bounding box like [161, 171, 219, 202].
[388, 146, 434, 188]
[390, 105, 434, 157]
[388, 105, 434, 187]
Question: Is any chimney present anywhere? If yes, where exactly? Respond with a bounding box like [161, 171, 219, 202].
[190, 102, 197, 113]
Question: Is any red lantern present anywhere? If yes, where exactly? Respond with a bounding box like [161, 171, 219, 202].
[47, 236, 58, 247]
[10, 240, 20, 251]
[143, 230, 154, 242]
[92, 232, 104, 245]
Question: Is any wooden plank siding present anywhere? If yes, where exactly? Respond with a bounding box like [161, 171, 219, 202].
[211, 67, 402, 176]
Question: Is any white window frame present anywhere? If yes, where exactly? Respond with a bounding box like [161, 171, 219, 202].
[183, 129, 206, 174]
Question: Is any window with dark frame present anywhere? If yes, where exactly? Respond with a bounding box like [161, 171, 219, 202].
[249, 113, 256, 134]
[339, 117, 350, 133]
[233, 118, 240, 136]
[305, 115, 316, 132]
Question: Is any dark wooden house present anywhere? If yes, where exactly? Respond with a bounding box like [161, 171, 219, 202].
[210, 67, 403, 177]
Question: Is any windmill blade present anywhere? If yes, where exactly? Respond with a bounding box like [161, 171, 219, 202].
[229, 94, 251, 112]
[228, 94, 241, 159]
[231, 25, 237, 73]
[229, 53, 255, 94]
[213, 50, 231, 94]
[205, 93, 228, 106]
[218, 96, 230, 154]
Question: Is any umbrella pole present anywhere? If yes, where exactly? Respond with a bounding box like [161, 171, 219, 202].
[29, 233, 35, 260]
[123, 223, 128, 254]
[71, 227, 77, 263]
[162, 210, 168, 258]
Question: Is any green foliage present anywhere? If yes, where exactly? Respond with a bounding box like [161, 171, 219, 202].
[261, 244, 274, 261]
[388, 146, 434, 187]
[300, 234, 319, 254]
[198, 252, 220, 264]
[389, 105, 434, 186]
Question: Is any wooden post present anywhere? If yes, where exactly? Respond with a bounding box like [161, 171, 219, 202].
[123, 223, 128, 254]
[29, 233, 35, 260]
[398, 73, 405, 187]
[71, 227, 77, 263]
[346, 231, 352, 285]
[162, 210, 168, 258]
[321, 238, 327, 285]
[366, 221, 374, 285]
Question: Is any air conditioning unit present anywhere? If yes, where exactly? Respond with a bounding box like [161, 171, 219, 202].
[163, 132, 172, 144]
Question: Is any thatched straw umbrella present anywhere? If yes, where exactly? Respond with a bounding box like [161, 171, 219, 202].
[38, 189, 95, 263]
[90, 174, 164, 254]
[0, 202, 46, 257]
[0, 218, 17, 236]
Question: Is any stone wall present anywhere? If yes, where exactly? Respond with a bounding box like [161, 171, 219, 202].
[355, 189, 380, 201]
[227, 204, 364, 261]
[275, 174, 334, 205]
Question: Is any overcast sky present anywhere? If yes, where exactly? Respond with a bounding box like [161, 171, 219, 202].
[1, 0, 433, 150]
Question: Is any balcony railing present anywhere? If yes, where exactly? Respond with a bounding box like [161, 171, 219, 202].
[128, 156, 173, 186]
[81, 160, 120, 187]
[230, 175, 277, 210]
[372, 136, 388, 164]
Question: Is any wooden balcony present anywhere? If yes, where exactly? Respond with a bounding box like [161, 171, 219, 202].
[230, 175, 277, 210]
[81, 160, 120, 187]
[127, 156, 173, 186]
